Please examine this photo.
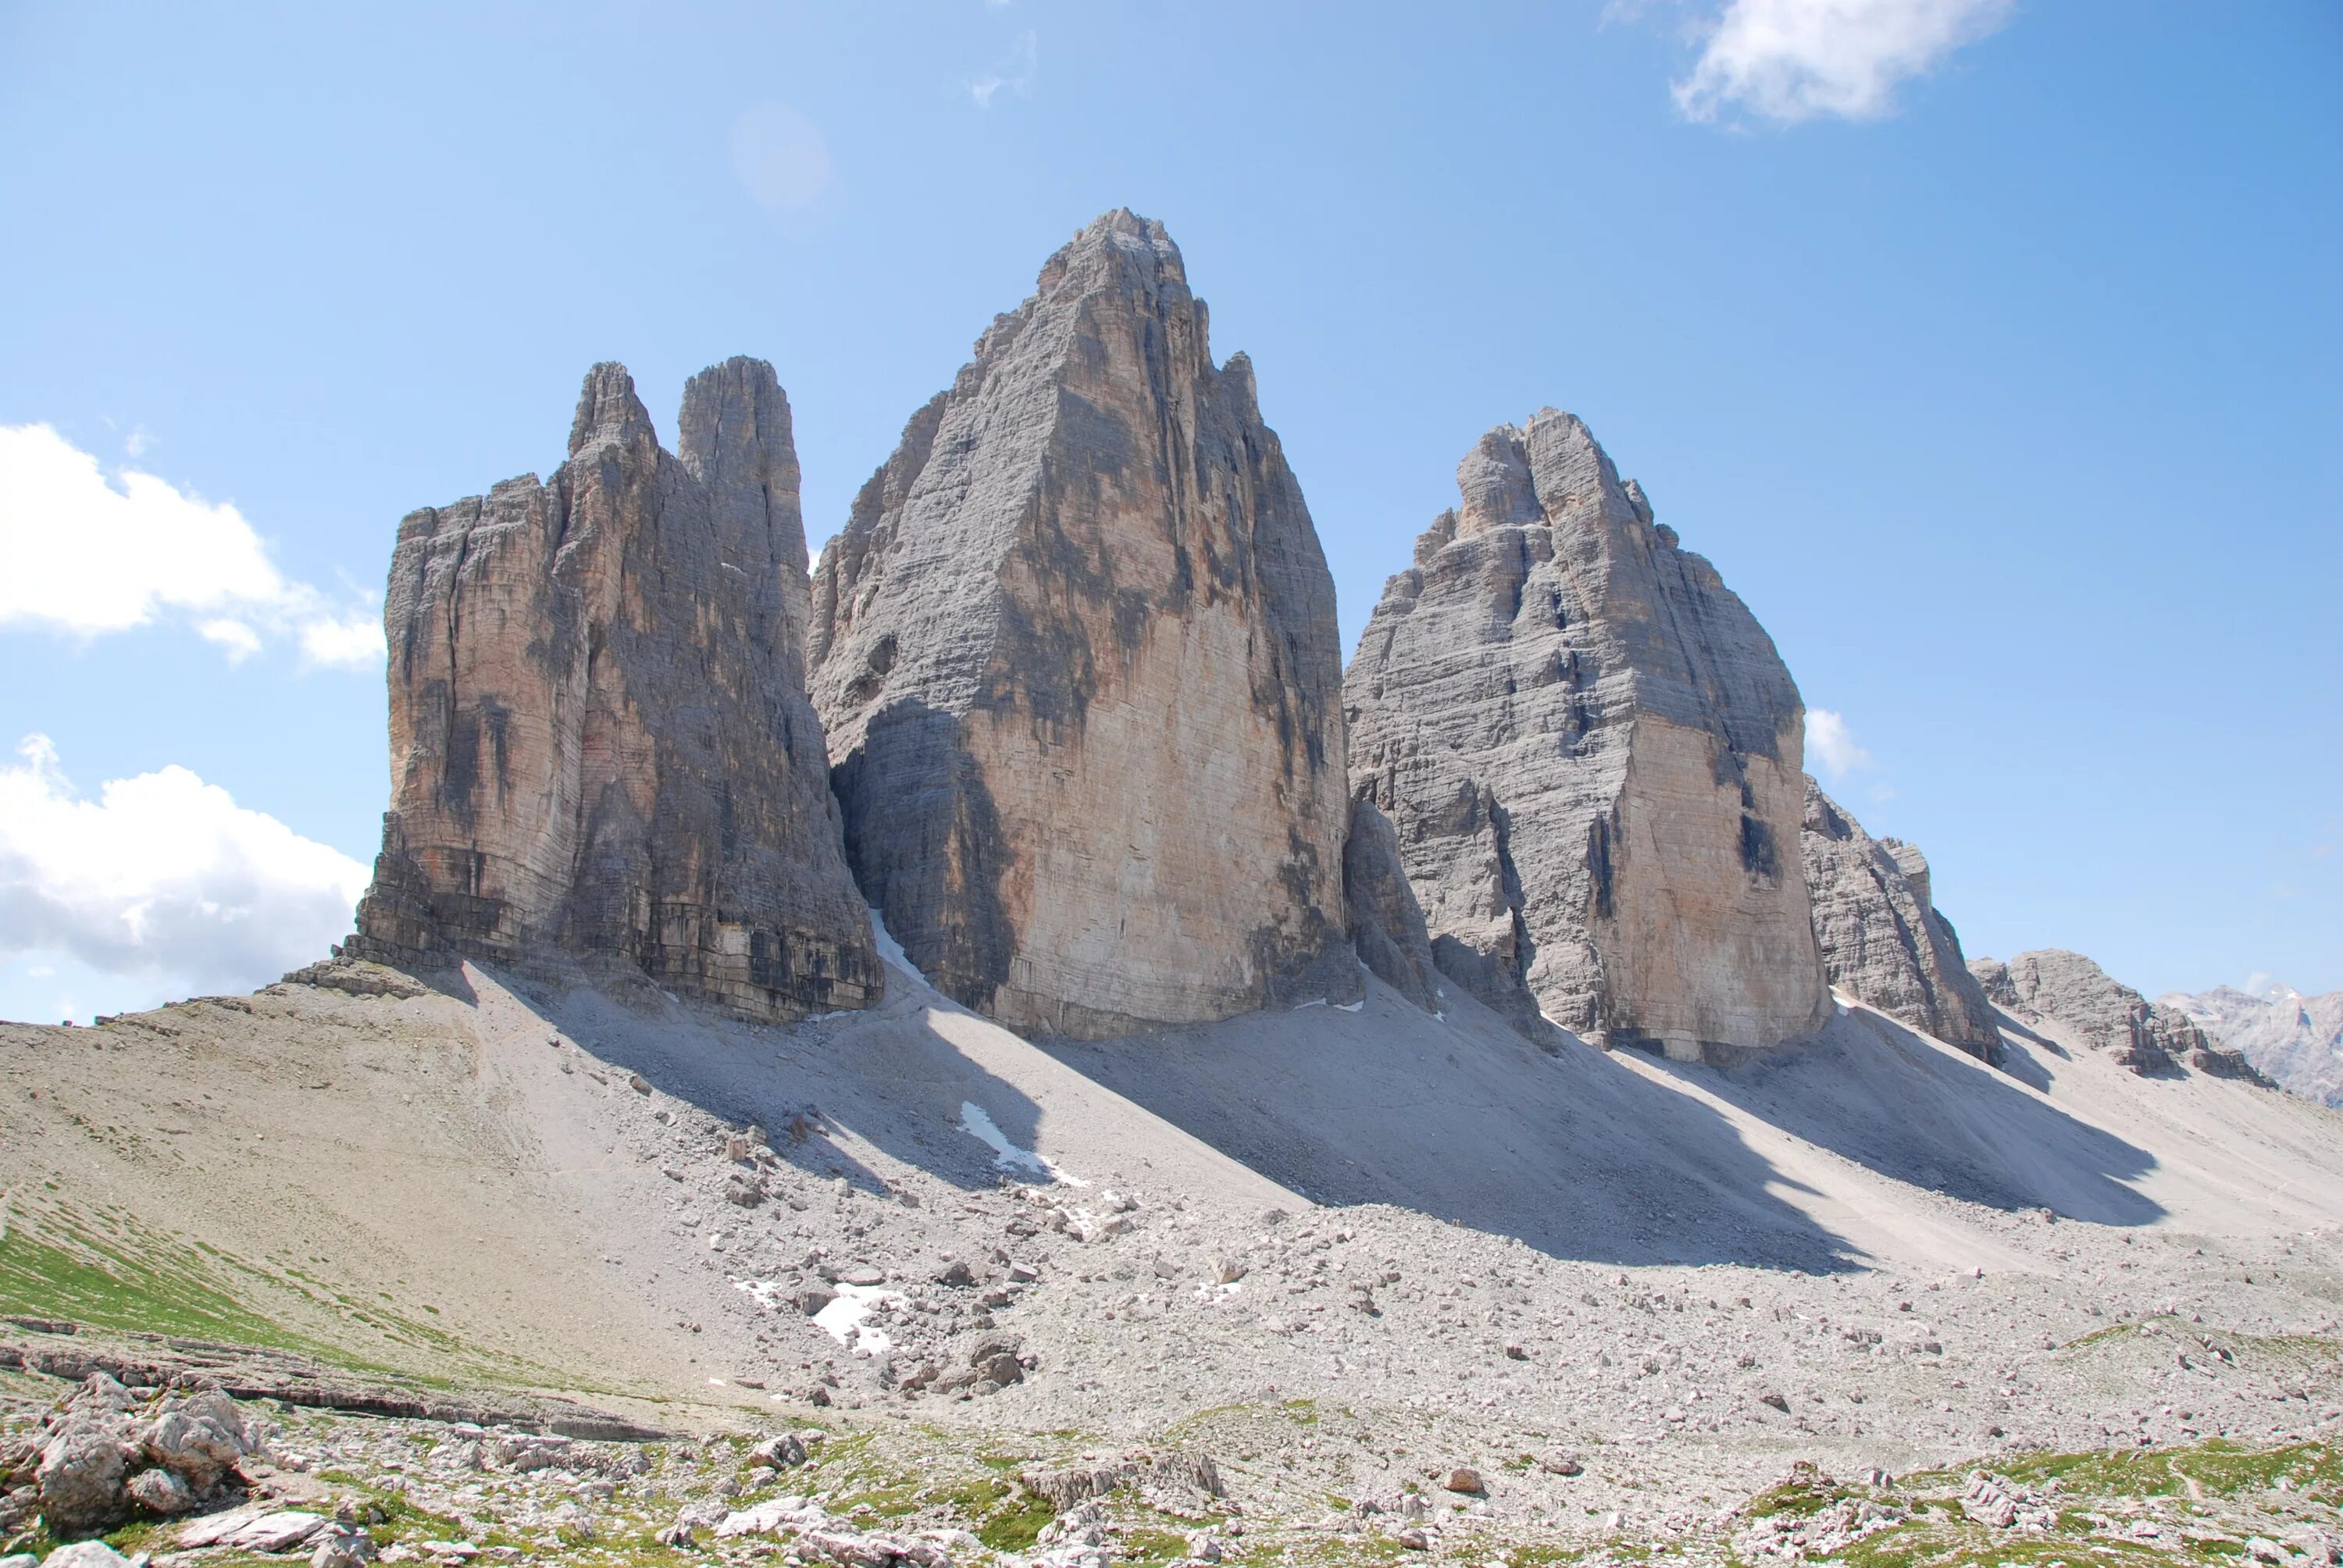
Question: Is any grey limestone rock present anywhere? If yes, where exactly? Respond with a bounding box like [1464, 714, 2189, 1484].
[1345, 413, 1829, 1058]
[1342, 798, 1442, 1013]
[1970, 950, 2258, 1081]
[1799, 779, 2001, 1058]
[349, 358, 879, 1022]
[2161, 984, 2341, 1104]
[810, 210, 1357, 1036]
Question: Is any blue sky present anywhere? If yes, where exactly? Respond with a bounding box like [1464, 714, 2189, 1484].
[2, 0, 2337, 1024]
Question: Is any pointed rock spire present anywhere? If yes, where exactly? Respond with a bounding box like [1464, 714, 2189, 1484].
[1346, 412, 1830, 1058]
[352, 359, 879, 1021]
[808, 210, 1359, 1036]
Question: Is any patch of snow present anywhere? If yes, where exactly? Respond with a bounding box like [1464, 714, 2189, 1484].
[1334, 1000, 1365, 1013]
[810, 1280, 905, 1355]
[958, 1100, 1089, 1185]
[868, 907, 929, 984]
[1291, 998, 1328, 1010]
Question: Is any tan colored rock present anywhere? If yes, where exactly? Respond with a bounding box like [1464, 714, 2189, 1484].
[350, 359, 879, 1021]
[1346, 414, 1829, 1057]
[809, 210, 1357, 1036]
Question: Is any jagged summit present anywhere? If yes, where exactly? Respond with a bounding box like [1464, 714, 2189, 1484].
[809, 210, 1360, 1038]
[1346, 409, 1829, 1058]
[351, 358, 879, 1022]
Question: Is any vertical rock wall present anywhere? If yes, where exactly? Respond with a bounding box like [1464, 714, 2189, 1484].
[809, 210, 1358, 1037]
[1346, 413, 1829, 1058]
[351, 359, 880, 1020]
[1799, 779, 2002, 1057]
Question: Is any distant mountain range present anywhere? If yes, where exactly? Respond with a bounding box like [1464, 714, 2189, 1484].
[2162, 982, 2343, 1107]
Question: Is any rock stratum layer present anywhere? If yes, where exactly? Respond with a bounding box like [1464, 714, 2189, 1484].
[1345, 413, 1829, 1058]
[808, 210, 1357, 1037]
[1971, 950, 2264, 1083]
[1799, 779, 2001, 1057]
[351, 358, 880, 1021]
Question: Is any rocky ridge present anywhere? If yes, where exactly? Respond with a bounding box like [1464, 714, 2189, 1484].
[1345, 412, 1829, 1059]
[1971, 949, 2266, 1082]
[2163, 983, 2343, 1107]
[808, 210, 1357, 1038]
[1799, 778, 2001, 1058]
[349, 358, 879, 1023]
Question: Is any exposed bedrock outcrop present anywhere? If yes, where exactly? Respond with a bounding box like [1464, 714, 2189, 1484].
[1971, 949, 2266, 1083]
[350, 358, 881, 1021]
[1799, 779, 2002, 1058]
[1345, 412, 1830, 1060]
[808, 209, 1358, 1037]
[1343, 798, 1443, 1014]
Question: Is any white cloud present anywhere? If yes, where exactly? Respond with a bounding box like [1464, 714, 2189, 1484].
[729, 102, 834, 214]
[0, 422, 382, 668]
[970, 30, 1037, 108]
[1672, 0, 2013, 124]
[0, 735, 369, 1005]
[1807, 707, 1874, 779]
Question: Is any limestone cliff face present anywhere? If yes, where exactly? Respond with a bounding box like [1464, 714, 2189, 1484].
[1343, 800, 1443, 1014]
[1800, 779, 2000, 1057]
[809, 209, 1358, 1037]
[1970, 950, 2258, 1081]
[1345, 414, 1829, 1058]
[351, 359, 880, 1020]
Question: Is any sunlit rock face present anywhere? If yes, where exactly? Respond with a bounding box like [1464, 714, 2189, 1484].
[353, 358, 880, 1021]
[1346, 412, 1829, 1060]
[809, 210, 1357, 1038]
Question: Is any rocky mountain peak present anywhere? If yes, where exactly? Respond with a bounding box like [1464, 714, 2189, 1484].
[565, 360, 657, 458]
[1346, 411, 1828, 1058]
[1971, 949, 2266, 1084]
[808, 211, 1359, 1037]
[351, 358, 878, 1021]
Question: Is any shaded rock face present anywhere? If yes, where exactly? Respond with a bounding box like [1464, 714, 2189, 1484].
[2162, 984, 2341, 1105]
[808, 211, 1357, 1039]
[1970, 950, 2257, 1082]
[351, 359, 880, 1021]
[1799, 779, 2001, 1059]
[1345, 414, 1829, 1059]
[1342, 799, 1443, 1014]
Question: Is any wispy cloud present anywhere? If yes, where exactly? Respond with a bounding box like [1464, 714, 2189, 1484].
[1671, 0, 2014, 125]
[0, 422, 381, 669]
[971, 30, 1037, 109]
[0, 735, 367, 1002]
[1807, 707, 1874, 780]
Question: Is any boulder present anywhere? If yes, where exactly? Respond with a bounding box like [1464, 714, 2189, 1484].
[1346, 414, 1830, 1057]
[1799, 779, 2001, 1058]
[124, 1466, 198, 1516]
[142, 1402, 247, 1489]
[348, 358, 879, 1023]
[37, 1545, 134, 1568]
[36, 1420, 130, 1537]
[810, 209, 1359, 1037]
